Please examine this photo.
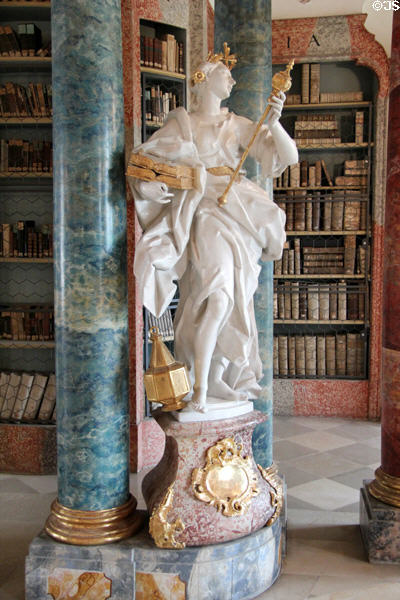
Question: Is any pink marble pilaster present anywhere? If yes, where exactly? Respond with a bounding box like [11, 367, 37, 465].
[380, 11, 400, 478]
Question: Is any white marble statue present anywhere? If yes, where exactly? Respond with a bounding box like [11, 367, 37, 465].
[130, 48, 298, 420]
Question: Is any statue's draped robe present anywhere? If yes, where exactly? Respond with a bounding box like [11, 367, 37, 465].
[132, 107, 292, 401]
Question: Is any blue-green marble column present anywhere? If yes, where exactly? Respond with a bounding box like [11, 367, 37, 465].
[215, 0, 274, 467]
[52, 0, 129, 511]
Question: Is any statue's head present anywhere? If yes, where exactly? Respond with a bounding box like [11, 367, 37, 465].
[191, 42, 237, 102]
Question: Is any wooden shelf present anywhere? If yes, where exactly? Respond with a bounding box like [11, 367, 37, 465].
[285, 230, 368, 236]
[274, 274, 367, 279]
[0, 56, 51, 72]
[0, 117, 52, 125]
[141, 66, 186, 80]
[0, 172, 52, 178]
[0, 340, 55, 348]
[0, 1, 51, 6]
[274, 319, 365, 325]
[284, 101, 371, 110]
[0, 257, 53, 263]
[296, 143, 370, 150]
[274, 186, 367, 191]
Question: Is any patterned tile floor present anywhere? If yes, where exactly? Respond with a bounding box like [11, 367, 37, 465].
[1, 416, 400, 599]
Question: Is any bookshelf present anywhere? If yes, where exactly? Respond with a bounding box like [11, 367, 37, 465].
[140, 19, 186, 143]
[273, 61, 374, 381]
[0, 0, 55, 473]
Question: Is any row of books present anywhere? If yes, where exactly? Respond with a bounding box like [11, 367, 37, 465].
[144, 86, 180, 126]
[0, 305, 54, 341]
[147, 308, 174, 341]
[0, 82, 52, 118]
[274, 281, 366, 321]
[0, 23, 49, 57]
[0, 371, 56, 423]
[274, 158, 332, 188]
[274, 159, 369, 189]
[140, 33, 184, 74]
[0, 221, 53, 258]
[273, 333, 365, 378]
[293, 112, 365, 146]
[0, 139, 52, 173]
[275, 191, 367, 232]
[294, 113, 341, 146]
[275, 238, 367, 276]
[285, 63, 364, 105]
[286, 91, 364, 105]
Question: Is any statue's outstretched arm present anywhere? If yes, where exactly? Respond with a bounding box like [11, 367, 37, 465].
[267, 91, 298, 167]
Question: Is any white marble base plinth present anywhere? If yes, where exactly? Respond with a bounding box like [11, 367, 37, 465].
[173, 399, 254, 422]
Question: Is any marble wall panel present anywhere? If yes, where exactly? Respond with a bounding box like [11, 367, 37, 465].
[293, 380, 368, 418]
[0, 424, 56, 474]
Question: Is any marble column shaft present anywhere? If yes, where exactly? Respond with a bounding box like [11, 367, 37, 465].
[52, 0, 130, 510]
[214, 0, 274, 466]
[381, 10, 400, 478]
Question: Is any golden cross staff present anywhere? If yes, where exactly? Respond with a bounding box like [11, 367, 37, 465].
[218, 59, 295, 207]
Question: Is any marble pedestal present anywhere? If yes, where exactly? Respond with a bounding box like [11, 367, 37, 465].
[360, 480, 400, 563]
[26, 514, 283, 600]
[143, 410, 279, 547]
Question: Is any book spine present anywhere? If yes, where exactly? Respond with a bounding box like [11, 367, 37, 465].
[346, 333, 357, 376]
[310, 63, 320, 104]
[301, 63, 310, 104]
[273, 336, 279, 376]
[317, 335, 326, 376]
[295, 335, 306, 376]
[288, 336, 296, 377]
[307, 284, 319, 320]
[278, 335, 288, 376]
[336, 333, 347, 376]
[312, 192, 321, 231]
[326, 335, 336, 376]
[338, 280, 347, 320]
[344, 235, 357, 274]
[291, 281, 300, 320]
[305, 335, 317, 376]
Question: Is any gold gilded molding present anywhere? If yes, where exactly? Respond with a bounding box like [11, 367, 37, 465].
[149, 484, 185, 549]
[192, 437, 259, 517]
[258, 463, 284, 526]
[45, 494, 144, 545]
[48, 569, 111, 600]
[369, 466, 400, 508]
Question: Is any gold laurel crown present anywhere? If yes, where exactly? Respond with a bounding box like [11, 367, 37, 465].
[191, 42, 237, 86]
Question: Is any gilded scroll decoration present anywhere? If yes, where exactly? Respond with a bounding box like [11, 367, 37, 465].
[257, 463, 284, 526]
[192, 437, 259, 517]
[149, 483, 185, 549]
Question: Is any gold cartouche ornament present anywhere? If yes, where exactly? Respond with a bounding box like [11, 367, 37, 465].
[144, 326, 190, 411]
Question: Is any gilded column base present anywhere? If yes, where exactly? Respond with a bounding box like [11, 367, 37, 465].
[368, 467, 400, 508]
[45, 494, 144, 545]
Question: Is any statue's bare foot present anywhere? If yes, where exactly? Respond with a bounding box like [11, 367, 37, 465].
[187, 388, 208, 413]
